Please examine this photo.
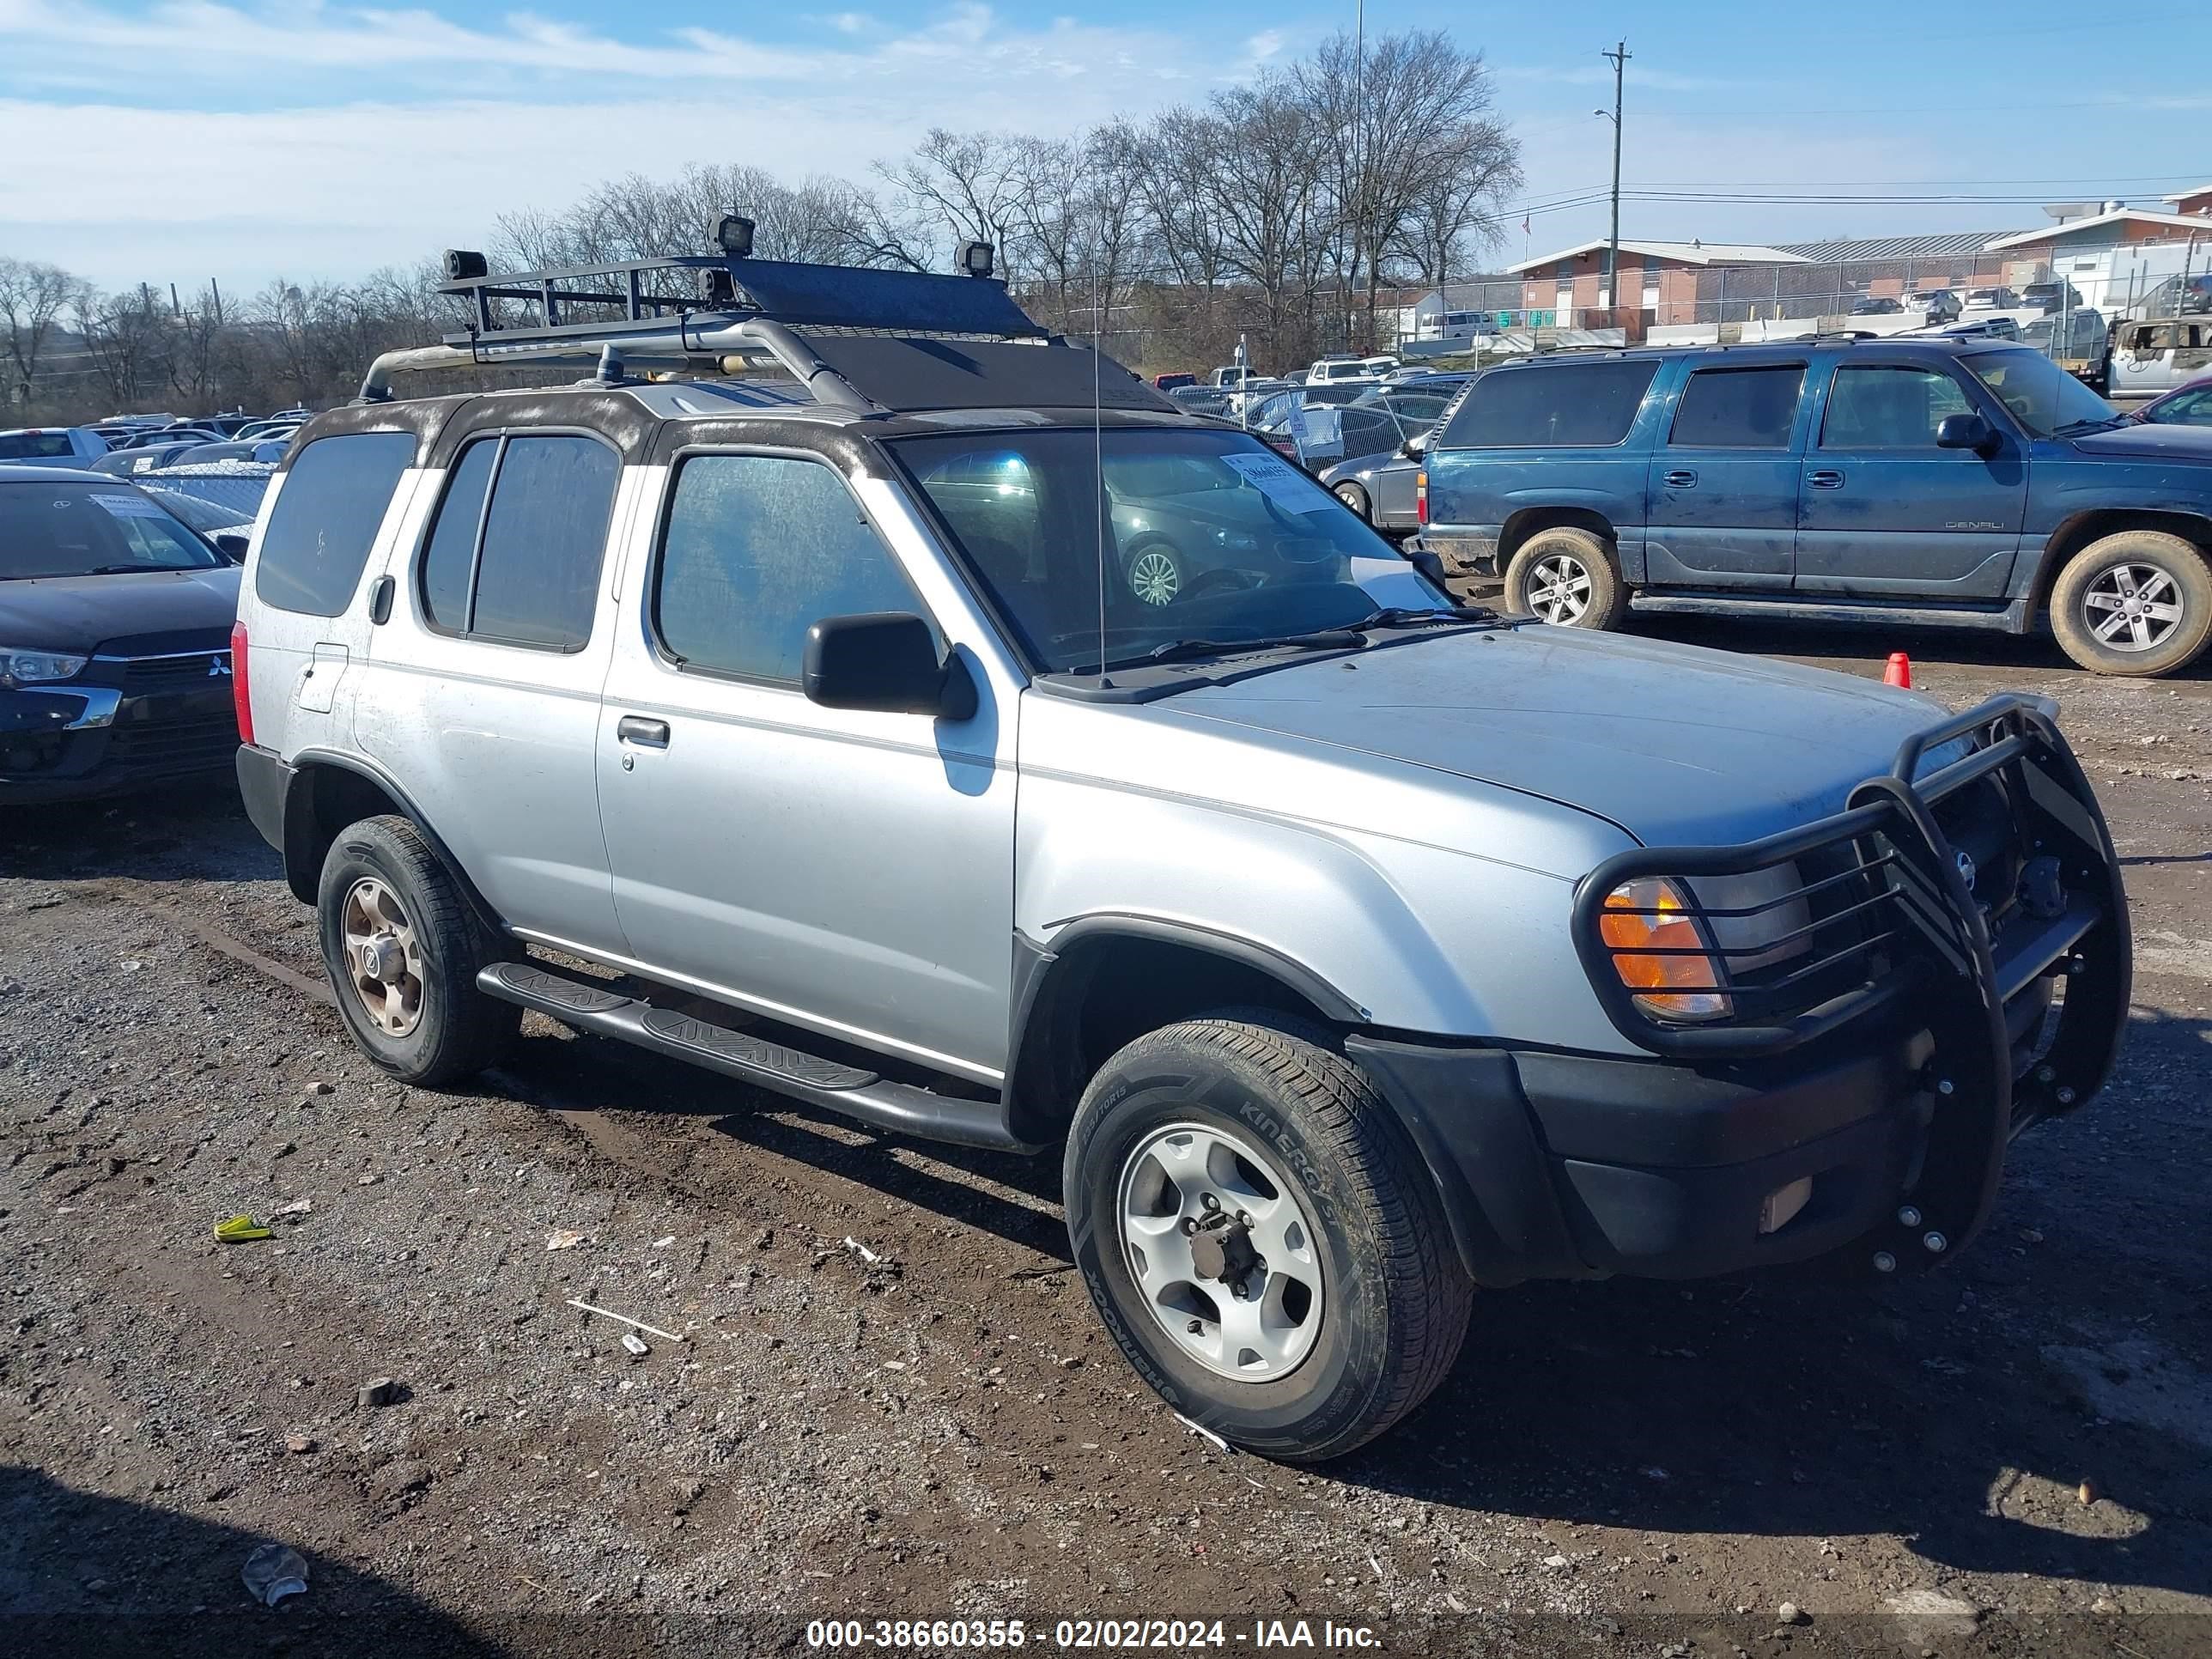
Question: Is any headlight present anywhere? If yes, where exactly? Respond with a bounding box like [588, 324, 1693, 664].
[1596, 866, 1814, 1024]
[1599, 878, 1729, 1020]
[0, 648, 90, 689]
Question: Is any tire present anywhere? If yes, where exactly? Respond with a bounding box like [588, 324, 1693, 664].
[1333, 481, 1370, 521]
[1063, 1012, 1473, 1462]
[1504, 526, 1628, 629]
[1126, 541, 1185, 607]
[316, 814, 520, 1087]
[2048, 530, 2212, 678]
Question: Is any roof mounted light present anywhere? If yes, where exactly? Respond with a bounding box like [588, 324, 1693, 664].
[714, 214, 756, 259]
[443, 248, 488, 282]
[958, 240, 995, 278]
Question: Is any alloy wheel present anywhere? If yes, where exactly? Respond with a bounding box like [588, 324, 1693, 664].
[1129, 548, 1182, 606]
[1526, 552, 1594, 623]
[2081, 562, 2185, 653]
[340, 875, 426, 1037]
[1116, 1121, 1323, 1382]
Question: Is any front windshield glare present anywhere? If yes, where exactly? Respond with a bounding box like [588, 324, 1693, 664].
[1961, 349, 2118, 438]
[0, 484, 222, 580]
[894, 428, 1449, 673]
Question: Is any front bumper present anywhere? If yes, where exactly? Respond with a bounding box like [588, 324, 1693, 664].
[1352, 695, 2131, 1287]
[1, 659, 238, 805]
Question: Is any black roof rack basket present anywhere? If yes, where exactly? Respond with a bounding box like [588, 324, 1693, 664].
[354, 251, 1176, 416]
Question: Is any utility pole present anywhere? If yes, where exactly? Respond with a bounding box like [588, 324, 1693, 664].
[1601, 40, 1630, 315]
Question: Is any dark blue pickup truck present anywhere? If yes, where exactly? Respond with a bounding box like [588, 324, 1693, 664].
[1420, 336, 2212, 676]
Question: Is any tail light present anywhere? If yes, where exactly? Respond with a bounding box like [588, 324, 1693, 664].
[229, 619, 253, 745]
[1415, 470, 1428, 525]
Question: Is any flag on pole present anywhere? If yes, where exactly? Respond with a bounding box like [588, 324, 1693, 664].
[1521, 213, 1531, 235]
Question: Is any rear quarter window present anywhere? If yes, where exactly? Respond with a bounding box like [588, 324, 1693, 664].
[1440, 361, 1659, 448]
[253, 431, 417, 617]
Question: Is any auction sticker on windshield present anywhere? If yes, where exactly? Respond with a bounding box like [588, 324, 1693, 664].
[1219, 452, 1335, 513]
[88, 492, 172, 518]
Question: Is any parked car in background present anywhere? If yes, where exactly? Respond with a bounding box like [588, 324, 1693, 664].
[172, 439, 291, 466]
[1963, 286, 2022, 311]
[137, 484, 255, 556]
[0, 427, 112, 468]
[2022, 281, 2083, 314]
[1420, 336, 2212, 676]
[2107, 318, 2212, 401]
[2179, 275, 2212, 315]
[1320, 378, 1475, 531]
[1927, 317, 2023, 342]
[89, 441, 216, 477]
[112, 425, 224, 452]
[133, 460, 277, 520]
[1903, 289, 1962, 323]
[2022, 307, 2110, 391]
[2130, 374, 2212, 428]
[1850, 295, 1903, 315]
[0, 465, 243, 804]
[1164, 384, 1232, 418]
[1206, 365, 1259, 389]
[1152, 373, 1197, 392]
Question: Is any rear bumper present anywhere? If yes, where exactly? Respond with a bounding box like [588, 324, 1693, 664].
[1349, 1031, 1940, 1285]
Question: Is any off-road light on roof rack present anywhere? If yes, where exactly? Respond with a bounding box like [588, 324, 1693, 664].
[714, 214, 756, 259]
[958, 240, 995, 278]
[443, 249, 489, 282]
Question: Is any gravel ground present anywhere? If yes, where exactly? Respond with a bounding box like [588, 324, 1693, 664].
[2, 618, 2208, 1659]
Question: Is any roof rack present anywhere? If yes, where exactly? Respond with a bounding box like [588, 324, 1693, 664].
[352, 247, 1120, 416]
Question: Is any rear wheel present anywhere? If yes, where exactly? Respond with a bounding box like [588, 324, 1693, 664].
[2049, 530, 2212, 677]
[1504, 526, 1628, 629]
[316, 815, 520, 1086]
[1064, 1012, 1472, 1462]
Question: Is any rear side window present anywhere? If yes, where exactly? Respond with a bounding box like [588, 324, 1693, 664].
[253, 431, 416, 616]
[1668, 365, 1804, 449]
[1441, 361, 1658, 448]
[653, 453, 933, 685]
[417, 434, 618, 650]
[0, 432, 74, 460]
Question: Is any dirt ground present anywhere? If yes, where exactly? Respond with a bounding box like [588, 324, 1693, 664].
[3, 614, 2209, 1659]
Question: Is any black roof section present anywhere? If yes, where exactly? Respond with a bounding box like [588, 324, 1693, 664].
[805, 335, 1167, 413]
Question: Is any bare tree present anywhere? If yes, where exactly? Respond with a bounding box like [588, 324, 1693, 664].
[874, 129, 1025, 276]
[0, 256, 88, 407]
[1299, 29, 1521, 349]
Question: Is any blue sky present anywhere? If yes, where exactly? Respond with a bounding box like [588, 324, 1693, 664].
[1, 0, 2205, 295]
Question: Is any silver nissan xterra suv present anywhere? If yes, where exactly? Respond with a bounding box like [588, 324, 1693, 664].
[229, 240, 2132, 1461]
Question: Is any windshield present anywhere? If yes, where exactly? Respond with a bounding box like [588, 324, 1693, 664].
[894, 428, 1450, 673]
[0, 483, 223, 579]
[1960, 349, 2119, 438]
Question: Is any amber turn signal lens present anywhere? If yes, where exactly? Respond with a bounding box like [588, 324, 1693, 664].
[1599, 878, 1729, 1019]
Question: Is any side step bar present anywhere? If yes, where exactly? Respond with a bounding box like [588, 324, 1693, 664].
[477, 961, 1042, 1154]
[1631, 592, 2030, 635]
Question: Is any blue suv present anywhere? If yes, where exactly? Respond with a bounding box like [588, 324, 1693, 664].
[1421, 337, 2212, 676]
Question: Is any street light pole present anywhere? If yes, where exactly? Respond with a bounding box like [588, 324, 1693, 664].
[1601, 40, 1630, 314]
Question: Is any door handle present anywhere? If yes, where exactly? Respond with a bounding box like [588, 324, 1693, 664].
[1662, 470, 1698, 488]
[616, 715, 671, 748]
[1808, 469, 1845, 489]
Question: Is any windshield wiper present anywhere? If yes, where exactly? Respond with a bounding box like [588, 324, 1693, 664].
[1119, 629, 1367, 668]
[1352, 605, 1497, 629]
[81, 563, 199, 575]
[2053, 416, 2125, 437]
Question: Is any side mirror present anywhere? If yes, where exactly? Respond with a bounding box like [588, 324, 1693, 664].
[1935, 412, 1996, 455]
[803, 611, 975, 720]
[213, 531, 250, 562]
[1399, 430, 1430, 459]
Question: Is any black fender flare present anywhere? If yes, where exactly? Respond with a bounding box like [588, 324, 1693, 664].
[280, 747, 505, 933]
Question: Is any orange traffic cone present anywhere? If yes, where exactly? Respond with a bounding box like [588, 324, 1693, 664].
[1883, 652, 1912, 690]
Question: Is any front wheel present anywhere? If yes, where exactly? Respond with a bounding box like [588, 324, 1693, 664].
[1332, 481, 1370, 520]
[1126, 542, 1185, 607]
[2048, 531, 2212, 677]
[1064, 1013, 1472, 1462]
[1504, 526, 1628, 629]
